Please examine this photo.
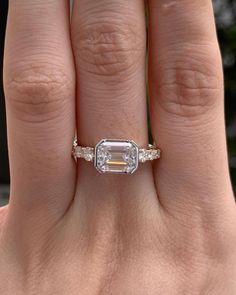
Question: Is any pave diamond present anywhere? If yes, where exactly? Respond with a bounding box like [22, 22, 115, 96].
[74, 146, 94, 162]
[139, 147, 160, 163]
[95, 139, 139, 174]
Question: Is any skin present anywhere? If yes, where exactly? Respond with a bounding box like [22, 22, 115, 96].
[0, 0, 236, 294]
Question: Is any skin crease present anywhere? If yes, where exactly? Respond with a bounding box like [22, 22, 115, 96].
[0, 0, 236, 294]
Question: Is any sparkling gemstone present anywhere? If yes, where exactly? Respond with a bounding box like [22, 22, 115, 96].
[139, 148, 160, 162]
[95, 140, 139, 174]
[75, 146, 94, 161]
[139, 149, 148, 163]
[83, 148, 94, 162]
[74, 146, 83, 158]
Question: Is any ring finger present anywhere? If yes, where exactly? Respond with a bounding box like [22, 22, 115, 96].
[71, 0, 148, 148]
[71, 0, 158, 223]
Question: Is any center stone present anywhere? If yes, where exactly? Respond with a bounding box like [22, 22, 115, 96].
[95, 139, 139, 174]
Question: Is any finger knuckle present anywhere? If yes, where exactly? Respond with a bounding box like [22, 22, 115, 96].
[156, 45, 223, 118]
[4, 64, 73, 122]
[73, 19, 145, 79]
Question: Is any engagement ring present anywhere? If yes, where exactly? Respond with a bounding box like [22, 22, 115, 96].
[73, 139, 161, 174]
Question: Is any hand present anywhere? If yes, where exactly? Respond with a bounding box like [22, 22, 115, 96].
[0, 0, 235, 294]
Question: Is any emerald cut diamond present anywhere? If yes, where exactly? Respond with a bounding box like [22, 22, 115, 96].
[95, 139, 139, 174]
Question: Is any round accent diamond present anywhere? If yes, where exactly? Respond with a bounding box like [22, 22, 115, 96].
[74, 146, 94, 162]
[83, 148, 94, 162]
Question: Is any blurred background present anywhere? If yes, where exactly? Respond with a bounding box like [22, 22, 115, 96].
[0, 0, 236, 206]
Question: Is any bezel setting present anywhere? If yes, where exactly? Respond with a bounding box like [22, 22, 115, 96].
[94, 139, 139, 174]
